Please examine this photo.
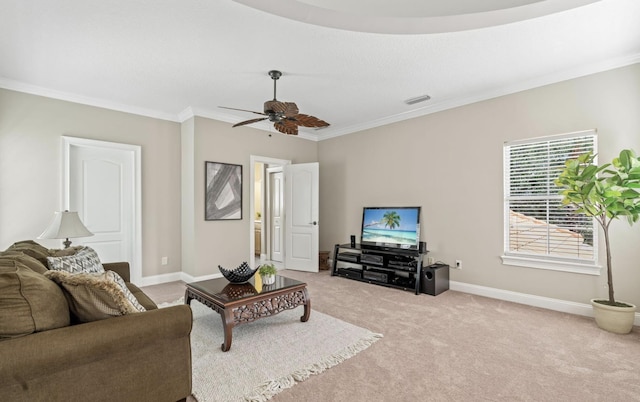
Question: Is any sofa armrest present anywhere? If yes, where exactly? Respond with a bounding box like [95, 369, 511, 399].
[103, 261, 130, 282]
[0, 305, 193, 401]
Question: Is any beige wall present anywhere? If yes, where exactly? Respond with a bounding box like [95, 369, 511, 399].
[0, 89, 182, 279]
[2, 64, 638, 307]
[0, 90, 318, 280]
[184, 117, 318, 276]
[319, 64, 640, 306]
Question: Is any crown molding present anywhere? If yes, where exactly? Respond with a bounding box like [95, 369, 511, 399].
[2, 53, 638, 142]
[315, 53, 640, 141]
[0, 78, 180, 122]
[177, 106, 195, 122]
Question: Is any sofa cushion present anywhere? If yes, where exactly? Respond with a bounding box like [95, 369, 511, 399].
[45, 270, 146, 323]
[5, 240, 82, 267]
[5, 240, 52, 266]
[0, 251, 48, 274]
[0, 260, 70, 339]
[46, 246, 105, 274]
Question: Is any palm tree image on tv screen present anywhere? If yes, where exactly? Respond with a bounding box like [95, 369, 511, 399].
[361, 208, 419, 248]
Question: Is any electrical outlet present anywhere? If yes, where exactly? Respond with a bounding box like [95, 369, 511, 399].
[161, 257, 168, 265]
[455, 259, 462, 269]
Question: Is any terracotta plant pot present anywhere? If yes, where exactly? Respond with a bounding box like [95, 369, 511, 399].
[590, 299, 637, 334]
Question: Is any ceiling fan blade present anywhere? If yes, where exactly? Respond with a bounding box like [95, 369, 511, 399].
[264, 101, 299, 117]
[283, 102, 299, 117]
[232, 117, 268, 128]
[278, 102, 299, 117]
[291, 114, 330, 128]
[219, 106, 267, 116]
[274, 120, 298, 135]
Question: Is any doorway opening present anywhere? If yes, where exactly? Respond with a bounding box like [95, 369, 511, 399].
[249, 155, 290, 270]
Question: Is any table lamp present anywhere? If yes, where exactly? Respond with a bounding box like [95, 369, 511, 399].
[38, 210, 94, 248]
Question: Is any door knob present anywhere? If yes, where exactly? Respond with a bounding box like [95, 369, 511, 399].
[310, 221, 318, 225]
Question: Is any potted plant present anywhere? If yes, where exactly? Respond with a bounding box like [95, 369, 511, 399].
[258, 263, 277, 285]
[555, 149, 640, 333]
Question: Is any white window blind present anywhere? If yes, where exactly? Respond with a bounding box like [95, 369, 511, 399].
[503, 131, 597, 271]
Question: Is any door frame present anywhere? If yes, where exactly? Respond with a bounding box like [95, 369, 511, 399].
[62, 136, 142, 283]
[249, 155, 290, 269]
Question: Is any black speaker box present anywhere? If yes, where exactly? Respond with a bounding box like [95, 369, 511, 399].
[420, 264, 449, 296]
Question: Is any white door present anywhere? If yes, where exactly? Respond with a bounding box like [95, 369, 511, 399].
[64, 137, 141, 283]
[268, 167, 284, 262]
[285, 162, 319, 272]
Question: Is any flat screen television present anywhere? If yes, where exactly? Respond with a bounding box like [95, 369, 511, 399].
[360, 206, 421, 251]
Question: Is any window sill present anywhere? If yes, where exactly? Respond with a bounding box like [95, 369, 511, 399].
[500, 255, 601, 275]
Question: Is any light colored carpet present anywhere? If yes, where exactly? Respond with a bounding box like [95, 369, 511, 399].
[273, 270, 640, 401]
[151, 271, 640, 401]
[162, 298, 382, 401]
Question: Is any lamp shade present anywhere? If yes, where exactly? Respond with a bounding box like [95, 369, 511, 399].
[38, 211, 93, 241]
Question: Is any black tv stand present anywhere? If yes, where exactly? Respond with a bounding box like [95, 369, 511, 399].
[331, 243, 427, 295]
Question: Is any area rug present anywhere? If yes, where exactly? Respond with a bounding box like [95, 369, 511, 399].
[162, 298, 382, 402]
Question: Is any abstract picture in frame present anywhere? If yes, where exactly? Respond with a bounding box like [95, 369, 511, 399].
[205, 161, 242, 220]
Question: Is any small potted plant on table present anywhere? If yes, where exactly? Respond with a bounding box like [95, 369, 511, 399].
[258, 263, 277, 285]
[555, 149, 640, 334]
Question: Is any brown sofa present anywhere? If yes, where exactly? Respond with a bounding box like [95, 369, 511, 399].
[0, 241, 193, 402]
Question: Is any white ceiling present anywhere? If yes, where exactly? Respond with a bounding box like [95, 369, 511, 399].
[1, 0, 639, 141]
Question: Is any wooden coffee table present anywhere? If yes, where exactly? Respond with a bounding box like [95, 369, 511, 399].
[184, 275, 311, 351]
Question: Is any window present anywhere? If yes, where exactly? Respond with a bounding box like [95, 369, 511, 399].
[502, 130, 599, 274]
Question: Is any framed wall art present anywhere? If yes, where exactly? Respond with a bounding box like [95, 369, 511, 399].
[205, 161, 242, 220]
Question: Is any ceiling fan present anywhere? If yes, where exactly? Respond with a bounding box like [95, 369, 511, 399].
[220, 70, 329, 135]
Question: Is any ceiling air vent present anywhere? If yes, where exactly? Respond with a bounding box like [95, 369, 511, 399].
[404, 94, 431, 105]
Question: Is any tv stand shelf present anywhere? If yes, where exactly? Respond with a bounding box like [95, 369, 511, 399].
[331, 243, 426, 295]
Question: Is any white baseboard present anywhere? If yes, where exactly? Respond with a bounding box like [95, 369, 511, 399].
[138, 271, 222, 287]
[179, 271, 223, 283]
[137, 272, 183, 287]
[450, 280, 640, 326]
[138, 268, 639, 326]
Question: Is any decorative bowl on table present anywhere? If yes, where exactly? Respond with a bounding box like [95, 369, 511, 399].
[221, 283, 259, 299]
[218, 262, 258, 283]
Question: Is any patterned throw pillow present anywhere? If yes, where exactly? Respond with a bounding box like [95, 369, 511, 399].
[44, 270, 146, 322]
[46, 246, 105, 274]
[107, 271, 147, 312]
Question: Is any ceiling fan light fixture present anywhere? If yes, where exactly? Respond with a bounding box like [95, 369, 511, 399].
[404, 94, 431, 105]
